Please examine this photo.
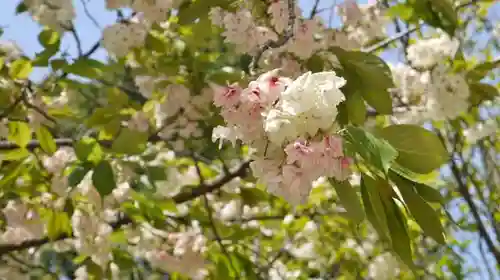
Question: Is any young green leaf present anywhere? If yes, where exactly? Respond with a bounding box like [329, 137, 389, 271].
[68, 165, 91, 187]
[8, 121, 31, 148]
[9, 58, 33, 79]
[390, 172, 446, 244]
[46, 210, 72, 240]
[378, 124, 448, 174]
[361, 174, 391, 240]
[384, 198, 415, 269]
[332, 48, 394, 114]
[38, 28, 60, 48]
[345, 90, 367, 125]
[468, 82, 499, 107]
[0, 148, 31, 161]
[92, 160, 117, 197]
[346, 126, 398, 174]
[64, 58, 107, 79]
[111, 128, 149, 155]
[75, 137, 103, 164]
[331, 179, 365, 224]
[466, 59, 500, 81]
[35, 126, 57, 155]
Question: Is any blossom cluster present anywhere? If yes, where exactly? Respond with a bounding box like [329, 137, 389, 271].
[389, 32, 471, 124]
[24, 0, 76, 32]
[212, 69, 352, 206]
[337, 0, 387, 46]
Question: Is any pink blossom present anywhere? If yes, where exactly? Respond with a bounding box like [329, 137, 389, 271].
[210, 82, 242, 108]
[245, 69, 292, 106]
[284, 139, 313, 164]
[280, 164, 313, 206]
[323, 135, 344, 158]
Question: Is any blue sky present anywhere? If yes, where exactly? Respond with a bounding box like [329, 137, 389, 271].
[1, 0, 499, 278]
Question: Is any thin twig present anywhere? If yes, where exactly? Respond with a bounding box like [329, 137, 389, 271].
[363, 26, 419, 53]
[437, 130, 500, 265]
[79, 0, 101, 30]
[69, 26, 83, 56]
[309, 0, 321, 19]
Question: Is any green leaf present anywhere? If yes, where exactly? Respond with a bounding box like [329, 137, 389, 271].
[50, 59, 67, 71]
[391, 172, 446, 244]
[64, 58, 107, 79]
[345, 126, 398, 175]
[305, 54, 326, 72]
[15, 2, 28, 14]
[378, 124, 448, 174]
[332, 48, 394, 114]
[8, 121, 31, 148]
[75, 137, 103, 164]
[112, 249, 135, 268]
[331, 179, 365, 224]
[390, 163, 444, 203]
[86, 107, 120, 127]
[86, 261, 104, 280]
[92, 160, 117, 197]
[411, 0, 458, 36]
[177, 0, 233, 25]
[68, 165, 91, 187]
[146, 166, 168, 181]
[387, 3, 415, 20]
[0, 161, 26, 188]
[38, 29, 60, 48]
[9, 58, 33, 79]
[240, 187, 268, 207]
[468, 82, 499, 107]
[111, 128, 148, 155]
[466, 60, 500, 81]
[414, 183, 444, 203]
[384, 198, 415, 269]
[215, 255, 234, 279]
[345, 90, 366, 125]
[360, 174, 390, 240]
[46, 211, 72, 240]
[35, 126, 57, 155]
[0, 148, 31, 161]
[33, 48, 59, 67]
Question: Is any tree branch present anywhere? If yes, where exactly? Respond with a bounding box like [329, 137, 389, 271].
[437, 130, 500, 266]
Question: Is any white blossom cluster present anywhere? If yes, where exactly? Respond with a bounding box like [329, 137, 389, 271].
[209, 2, 325, 59]
[24, 0, 76, 32]
[368, 252, 400, 279]
[337, 0, 388, 46]
[212, 69, 352, 206]
[101, 0, 182, 56]
[390, 63, 471, 124]
[102, 21, 149, 58]
[0, 200, 45, 245]
[407, 32, 460, 69]
[463, 118, 499, 144]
